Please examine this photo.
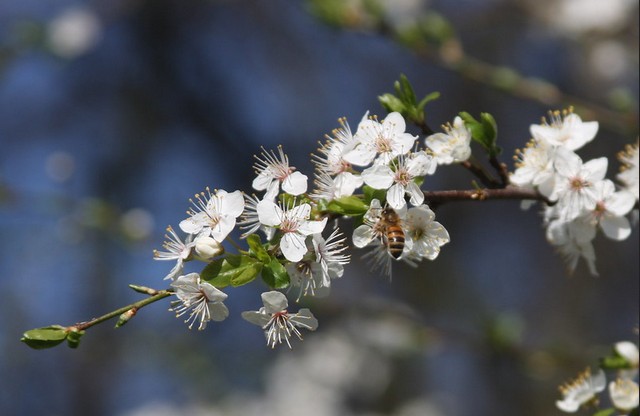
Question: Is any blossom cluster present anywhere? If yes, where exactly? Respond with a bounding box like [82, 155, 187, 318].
[150, 111, 465, 347]
[556, 340, 639, 414]
[510, 109, 638, 275]
[311, 111, 458, 273]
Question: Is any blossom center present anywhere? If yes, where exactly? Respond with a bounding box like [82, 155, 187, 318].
[375, 135, 392, 153]
[274, 166, 294, 181]
[280, 216, 300, 233]
[394, 167, 412, 186]
[409, 227, 424, 241]
[570, 177, 589, 191]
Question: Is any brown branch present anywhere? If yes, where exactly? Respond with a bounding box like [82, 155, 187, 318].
[488, 156, 510, 187]
[423, 187, 550, 208]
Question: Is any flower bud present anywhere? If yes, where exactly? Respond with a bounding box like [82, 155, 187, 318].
[194, 236, 224, 260]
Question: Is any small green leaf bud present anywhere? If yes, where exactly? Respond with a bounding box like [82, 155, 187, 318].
[115, 308, 138, 328]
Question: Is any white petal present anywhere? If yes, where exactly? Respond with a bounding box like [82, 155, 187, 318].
[288, 203, 311, 221]
[179, 212, 207, 234]
[575, 120, 598, 149]
[208, 302, 229, 322]
[407, 152, 435, 176]
[343, 145, 376, 167]
[261, 290, 289, 313]
[211, 215, 236, 242]
[554, 148, 582, 178]
[257, 200, 282, 227]
[281, 232, 308, 262]
[406, 181, 424, 206]
[252, 171, 274, 192]
[290, 308, 318, 331]
[591, 369, 607, 392]
[387, 183, 406, 210]
[383, 112, 406, 134]
[582, 157, 608, 182]
[171, 272, 200, 291]
[555, 398, 580, 413]
[353, 224, 375, 248]
[200, 282, 228, 303]
[164, 259, 184, 281]
[334, 172, 363, 197]
[606, 190, 636, 217]
[396, 132, 417, 153]
[220, 190, 245, 217]
[264, 180, 280, 201]
[615, 342, 640, 366]
[298, 218, 328, 236]
[362, 164, 394, 189]
[241, 310, 270, 327]
[282, 171, 308, 195]
[600, 215, 631, 241]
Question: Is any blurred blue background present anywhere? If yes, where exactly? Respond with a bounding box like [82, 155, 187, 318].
[0, 1, 637, 415]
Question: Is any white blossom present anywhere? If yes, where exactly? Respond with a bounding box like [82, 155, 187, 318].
[169, 273, 229, 330]
[252, 145, 308, 197]
[286, 229, 350, 301]
[312, 229, 350, 287]
[530, 109, 598, 151]
[361, 151, 435, 209]
[425, 116, 472, 165]
[311, 171, 363, 201]
[343, 112, 416, 167]
[153, 226, 194, 281]
[257, 200, 327, 262]
[546, 218, 598, 276]
[609, 378, 639, 413]
[241, 291, 318, 348]
[403, 205, 450, 261]
[510, 139, 557, 197]
[556, 368, 606, 413]
[286, 260, 328, 301]
[549, 148, 608, 221]
[571, 179, 635, 241]
[179, 188, 244, 242]
[312, 115, 362, 176]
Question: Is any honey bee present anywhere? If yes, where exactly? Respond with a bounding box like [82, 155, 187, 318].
[376, 207, 405, 259]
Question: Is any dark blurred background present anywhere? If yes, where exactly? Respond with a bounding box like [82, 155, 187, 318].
[0, 1, 638, 415]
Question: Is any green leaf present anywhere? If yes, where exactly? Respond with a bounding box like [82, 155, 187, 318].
[378, 93, 406, 114]
[363, 185, 386, 205]
[480, 112, 498, 154]
[397, 74, 417, 105]
[201, 254, 263, 288]
[261, 257, 291, 289]
[326, 196, 368, 216]
[417, 91, 440, 112]
[601, 354, 634, 370]
[592, 408, 616, 416]
[21, 325, 68, 350]
[246, 234, 270, 263]
[458, 111, 483, 140]
[65, 328, 85, 349]
[459, 111, 500, 155]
